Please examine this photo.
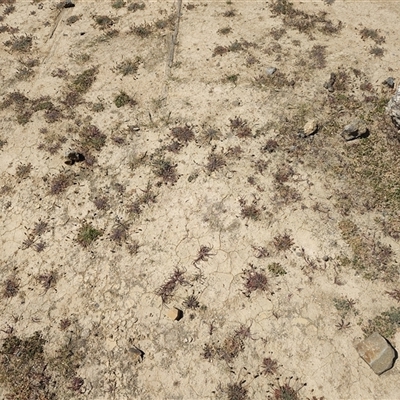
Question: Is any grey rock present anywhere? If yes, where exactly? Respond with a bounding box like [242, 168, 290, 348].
[356, 332, 396, 375]
[265, 67, 277, 76]
[387, 86, 400, 129]
[383, 77, 395, 89]
[341, 120, 368, 141]
[324, 72, 336, 92]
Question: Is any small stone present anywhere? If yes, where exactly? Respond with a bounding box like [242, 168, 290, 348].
[387, 86, 400, 129]
[303, 119, 318, 136]
[383, 77, 395, 89]
[356, 332, 396, 375]
[167, 307, 183, 321]
[65, 151, 85, 165]
[129, 346, 144, 363]
[322, 255, 329, 262]
[265, 67, 277, 76]
[341, 120, 368, 141]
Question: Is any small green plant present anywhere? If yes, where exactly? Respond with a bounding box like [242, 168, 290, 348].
[114, 91, 136, 108]
[94, 15, 115, 29]
[360, 27, 385, 44]
[225, 74, 239, 85]
[0, 331, 51, 400]
[218, 26, 232, 35]
[16, 162, 32, 179]
[333, 297, 356, 317]
[206, 152, 226, 173]
[226, 382, 248, 400]
[4, 34, 32, 52]
[239, 197, 261, 220]
[170, 125, 195, 143]
[370, 46, 384, 57]
[273, 233, 294, 251]
[71, 67, 98, 94]
[3, 277, 19, 298]
[127, 2, 145, 12]
[115, 57, 141, 76]
[363, 307, 400, 339]
[152, 158, 178, 184]
[77, 223, 102, 247]
[112, 0, 125, 8]
[268, 262, 286, 276]
[242, 264, 268, 296]
[261, 357, 279, 375]
[183, 294, 200, 309]
[131, 22, 152, 38]
[66, 15, 80, 25]
[79, 124, 106, 150]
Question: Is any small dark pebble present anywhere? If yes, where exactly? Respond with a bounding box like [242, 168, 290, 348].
[65, 152, 85, 165]
[383, 77, 395, 89]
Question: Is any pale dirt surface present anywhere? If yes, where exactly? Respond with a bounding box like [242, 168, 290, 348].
[0, 1, 400, 399]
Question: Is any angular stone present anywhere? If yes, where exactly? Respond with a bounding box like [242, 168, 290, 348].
[167, 307, 183, 321]
[303, 119, 318, 136]
[356, 332, 396, 375]
[341, 120, 368, 141]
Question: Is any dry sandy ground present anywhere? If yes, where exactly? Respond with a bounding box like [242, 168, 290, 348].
[0, 1, 400, 399]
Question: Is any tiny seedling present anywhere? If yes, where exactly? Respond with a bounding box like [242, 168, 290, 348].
[370, 46, 384, 57]
[93, 196, 110, 210]
[226, 382, 248, 400]
[229, 117, 252, 138]
[183, 294, 200, 309]
[127, 2, 145, 12]
[239, 197, 261, 220]
[273, 233, 294, 251]
[268, 376, 306, 400]
[71, 67, 98, 94]
[261, 357, 279, 375]
[152, 158, 178, 184]
[94, 15, 115, 30]
[114, 91, 136, 108]
[112, 0, 125, 8]
[194, 245, 213, 264]
[16, 163, 32, 179]
[262, 139, 279, 153]
[4, 34, 32, 52]
[268, 262, 287, 276]
[115, 57, 141, 76]
[77, 223, 102, 247]
[218, 27, 232, 35]
[131, 22, 152, 38]
[127, 240, 140, 255]
[335, 319, 351, 330]
[242, 264, 268, 297]
[3, 277, 19, 298]
[79, 124, 106, 151]
[50, 173, 72, 195]
[59, 318, 71, 331]
[66, 15, 80, 25]
[223, 9, 236, 17]
[170, 125, 195, 143]
[206, 152, 226, 173]
[360, 27, 385, 44]
[110, 220, 130, 244]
